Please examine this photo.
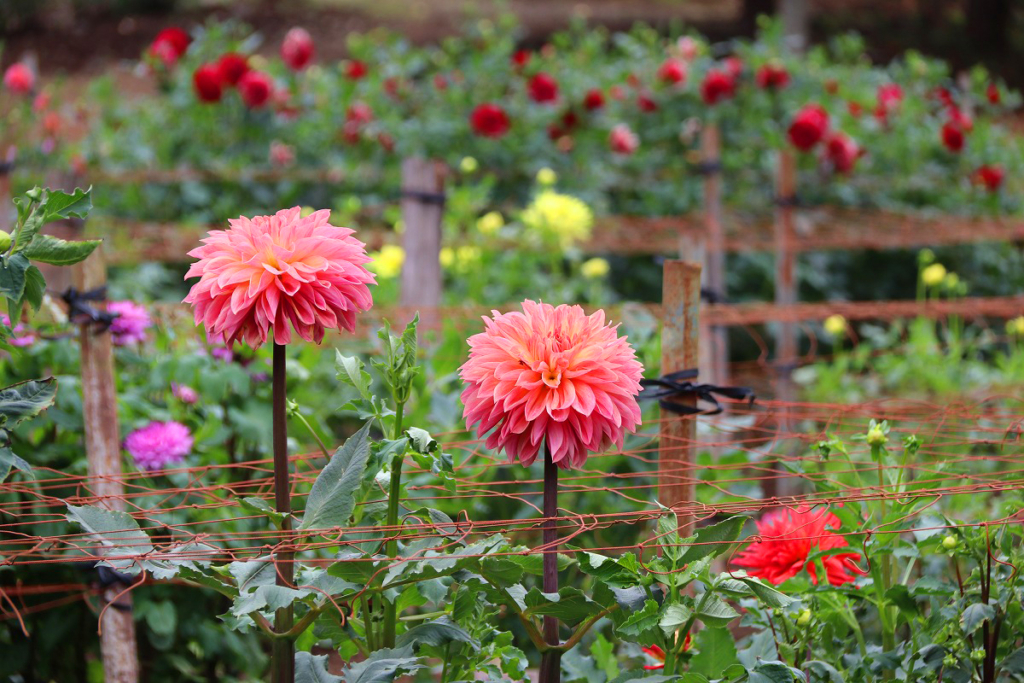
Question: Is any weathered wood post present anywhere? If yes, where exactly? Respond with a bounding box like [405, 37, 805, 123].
[72, 247, 141, 683]
[659, 261, 701, 535]
[702, 123, 728, 385]
[399, 158, 445, 327]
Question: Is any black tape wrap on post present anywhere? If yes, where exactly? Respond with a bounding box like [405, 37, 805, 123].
[774, 194, 801, 208]
[62, 286, 118, 332]
[640, 369, 756, 415]
[695, 160, 722, 176]
[400, 188, 446, 206]
[0, 160, 14, 176]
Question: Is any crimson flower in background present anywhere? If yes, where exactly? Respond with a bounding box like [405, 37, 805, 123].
[583, 88, 605, 111]
[701, 69, 735, 105]
[941, 120, 966, 153]
[641, 639, 691, 670]
[657, 58, 687, 85]
[528, 72, 559, 103]
[470, 103, 510, 138]
[217, 53, 250, 86]
[788, 104, 829, 151]
[755, 63, 789, 90]
[825, 132, 861, 174]
[732, 506, 867, 586]
[511, 50, 531, 69]
[184, 207, 375, 347]
[192, 64, 223, 103]
[3, 63, 34, 95]
[460, 301, 644, 470]
[974, 164, 1005, 192]
[281, 27, 314, 70]
[723, 56, 743, 77]
[238, 71, 273, 109]
[149, 27, 191, 65]
[637, 92, 658, 112]
[987, 83, 1001, 105]
[609, 123, 639, 155]
[344, 59, 368, 81]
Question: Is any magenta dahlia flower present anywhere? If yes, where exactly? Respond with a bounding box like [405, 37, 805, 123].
[124, 421, 193, 471]
[184, 207, 375, 347]
[1, 315, 36, 348]
[171, 383, 199, 405]
[108, 300, 152, 346]
[460, 301, 643, 469]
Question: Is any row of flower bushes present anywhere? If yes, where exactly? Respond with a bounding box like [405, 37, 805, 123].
[3, 13, 1021, 226]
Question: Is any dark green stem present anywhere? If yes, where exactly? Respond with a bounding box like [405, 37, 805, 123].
[381, 400, 406, 649]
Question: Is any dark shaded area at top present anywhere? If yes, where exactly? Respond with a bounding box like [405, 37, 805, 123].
[1, 0, 1023, 86]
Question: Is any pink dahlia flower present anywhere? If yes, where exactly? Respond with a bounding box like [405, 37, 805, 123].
[184, 207, 375, 347]
[171, 383, 200, 405]
[124, 421, 193, 471]
[460, 301, 643, 470]
[732, 506, 867, 586]
[108, 300, 152, 346]
[4, 63, 34, 95]
[1, 315, 36, 347]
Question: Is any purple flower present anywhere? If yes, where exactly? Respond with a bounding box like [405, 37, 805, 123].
[1, 315, 35, 347]
[108, 300, 152, 346]
[124, 421, 193, 471]
[171, 383, 199, 405]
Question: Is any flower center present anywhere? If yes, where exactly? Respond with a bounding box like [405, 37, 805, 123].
[541, 368, 561, 388]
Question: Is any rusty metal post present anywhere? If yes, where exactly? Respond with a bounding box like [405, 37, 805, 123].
[659, 261, 701, 535]
[73, 247, 141, 683]
[399, 158, 444, 327]
[702, 124, 728, 386]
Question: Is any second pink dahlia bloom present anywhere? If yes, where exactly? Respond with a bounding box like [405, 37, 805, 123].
[184, 207, 375, 347]
[460, 301, 644, 469]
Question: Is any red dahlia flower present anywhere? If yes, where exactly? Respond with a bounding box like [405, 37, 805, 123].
[511, 50, 531, 69]
[460, 301, 644, 469]
[528, 72, 559, 104]
[787, 104, 829, 151]
[755, 63, 789, 90]
[3, 63, 33, 95]
[732, 506, 866, 586]
[150, 27, 191, 64]
[825, 132, 861, 174]
[941, 120, 965, 153]
[238, 71, 273, 109]
[701, 69, 735, 105]
[281, 27, 314, 70]
[609, 123, 639, 155]
[641, 638, 691, 670]
[470, 103, 510, 138]
[987, 83, 1001, 105]
[583, 88, 605, 111]
[192, 64, 223, 103]
[217, 53, 250, 87]
[974, 164, 1004, 192]
[345, 59, 368, 81]
[657, 58, 687, 85]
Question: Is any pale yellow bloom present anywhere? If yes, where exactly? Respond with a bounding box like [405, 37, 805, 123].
[439, 246, 481, 274]
[943, 272, 959, 289]
[536, 167, 558, 186]
[521, 191, 594, 249]
[368, 244, 405, 279]
[922, 263, 946, 286]
[823, 314, 847, 337]
[476, 211, 504, 236]
[439, 247, 454, 269]
[581, 257, 610, 279]
[1007, 316, 1024, 336]
[459, 156, 479, 173]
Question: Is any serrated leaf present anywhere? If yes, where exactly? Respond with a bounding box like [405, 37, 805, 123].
[658, 603, 692, 637]
[23, 234, 100, 266]
[960, 602, 995, 634]
[21, 265, 45, 313]
[341, 645, 422, 683]
[300, 421, 372, 530]
[405, 427, 436, 453]
[690, 627, 739, 679]
[0, 446, 32, 481]
[336, 351, 372, 400]
[228, 559, 277, 593]
[805, 661, 845, 683]
[679, 516, 746, 565]
[396, 616, 477, 650]
[0, 377, 57, 429]
[66, 504, 153, 569]
[296, 652, 343, 683]
[523, 586, 603, 625]
[749, 661, 797, 683]
[41, 187, 92, 222]
[616, 599, 661, 644]
[695, 593, 739, 627]
[238, 496, 289, 526]
[0, 253, 30, 303]
[230, 584, 310, 616]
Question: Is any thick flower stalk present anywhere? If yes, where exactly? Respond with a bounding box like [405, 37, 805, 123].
[732, 506, 866, 586]
[184, 206, 373, 683]
[461, 301, 642, 683]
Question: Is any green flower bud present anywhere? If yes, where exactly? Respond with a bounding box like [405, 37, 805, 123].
[942, 535, 957, 550]
[970, 648, 985, 663]
[796, 608, 812, 627]
[943, 654, 957, 668]
[866, 425, 887, 446]
[0, 230, 10, 252]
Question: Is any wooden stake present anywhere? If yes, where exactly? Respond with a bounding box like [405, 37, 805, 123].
[702, 123, 728, 386]
[72, 248, 140, 683]
[399, 158, 444, 327]
[659, 261, 701, 534]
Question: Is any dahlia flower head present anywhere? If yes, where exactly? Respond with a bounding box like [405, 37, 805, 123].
[108, 300, 152, 346]
[124, 420, 193, 471]
[184, 207, 375, 347]
[732, 506, 867, 586]
[521, 191, 594, 250]
[460, 301, 644, 470]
